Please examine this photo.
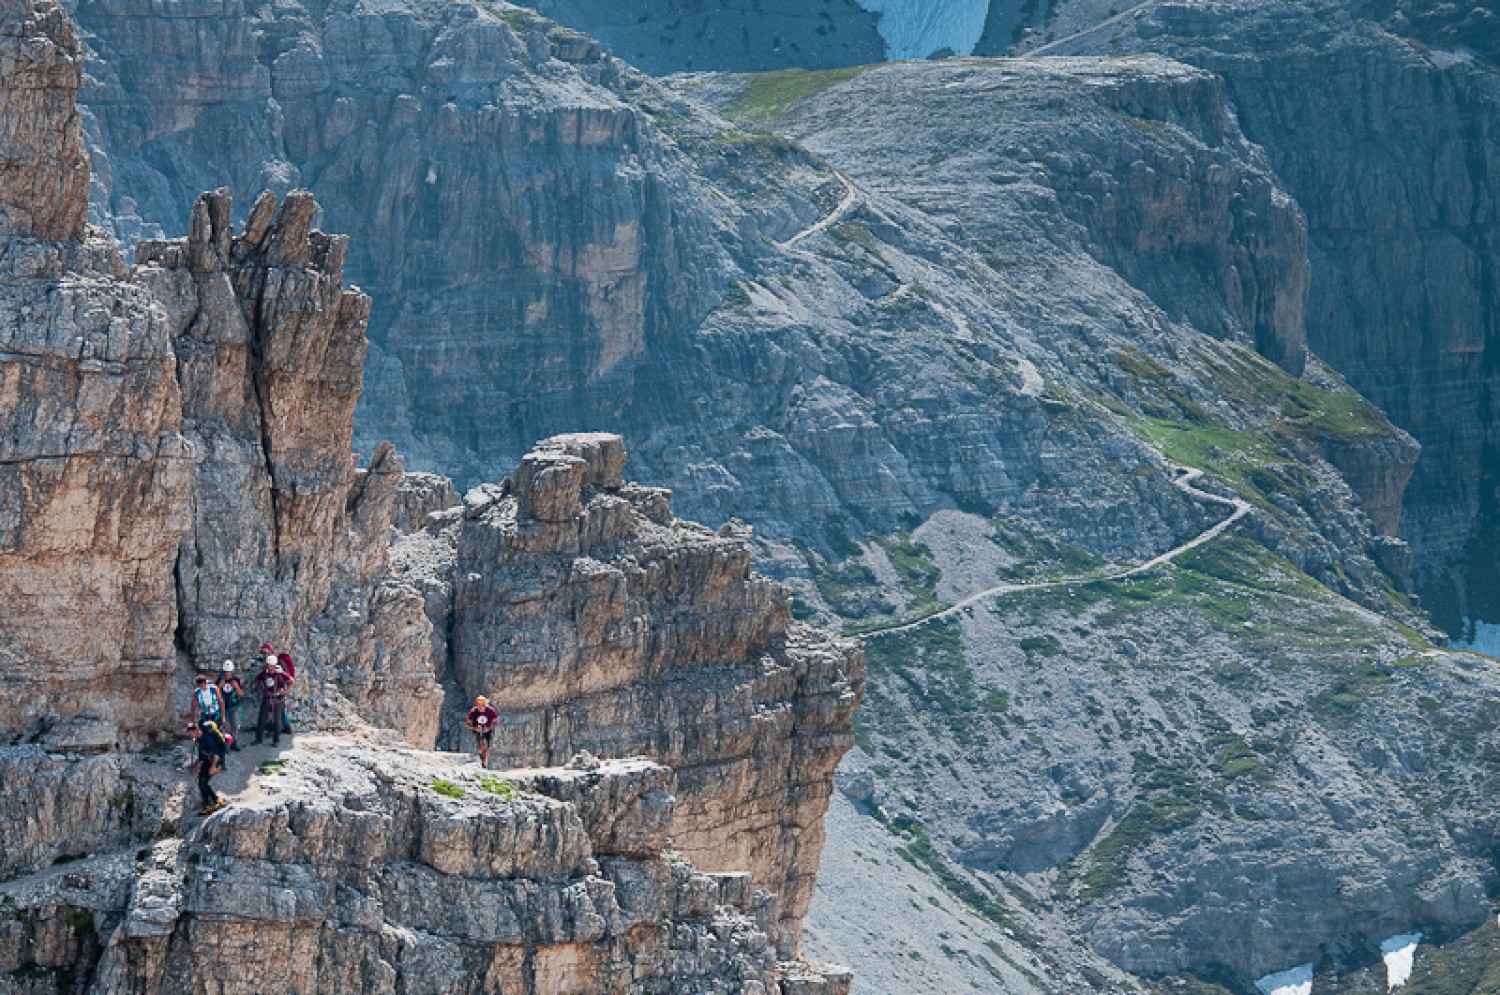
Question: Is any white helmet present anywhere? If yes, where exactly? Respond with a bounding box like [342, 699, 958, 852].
[221, 660, 235, 673]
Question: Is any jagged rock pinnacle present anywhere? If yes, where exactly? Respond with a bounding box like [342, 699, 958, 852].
[0, 0, 89, 241]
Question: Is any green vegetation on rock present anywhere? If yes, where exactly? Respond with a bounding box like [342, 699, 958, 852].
[430, 778, 466, 799]
[725, 66, 871, 122]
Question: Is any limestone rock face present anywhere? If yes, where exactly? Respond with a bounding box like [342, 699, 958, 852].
[134, 187, 370, 668]
[66, 2, 1417, 633]
[0, 9, 858, 989]
[0, 0, 188, 746]
[128, 188, 442, 743]
[1035, 0, 1500, 634]
[0, 741, 853, 995]
[0, 0, 88, 241]
[388, 434, 865, 954]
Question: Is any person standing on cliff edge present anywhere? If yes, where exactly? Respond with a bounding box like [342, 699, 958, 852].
[467, 695, 499, 768]
[254, 658, 291, 747]
[217, 661, 244, 751]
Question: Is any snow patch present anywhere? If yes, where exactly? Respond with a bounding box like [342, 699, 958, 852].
[1454, 618, 1500, 657]
[1254, 964, 1313, 995]
[1382, 933, 1421, 990]
[853, 0, 991, 60]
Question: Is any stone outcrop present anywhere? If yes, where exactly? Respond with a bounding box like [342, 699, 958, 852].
[0, 3, 859, 989]
[388, 432, 866, 954]
[0, 0, 88, 241]
[135, 186, 370, 668]
[0, 0, 188, 746]
[0, 741, 853, 995]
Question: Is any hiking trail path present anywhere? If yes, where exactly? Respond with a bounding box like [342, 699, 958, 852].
[859, 466, 1252, 639]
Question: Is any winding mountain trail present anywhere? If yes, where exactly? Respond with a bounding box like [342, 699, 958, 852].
[1025, 1, 1159, 56]
[781, 167, 864, 249]
[860, 465, 1252, 639]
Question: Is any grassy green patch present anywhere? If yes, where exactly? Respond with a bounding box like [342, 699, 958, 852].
[1065, 756, 1207, 901]
[1392, 919, 1500, 994]
[475, 774, 521, 800]
[1108, 342, 1403, 529]
[884, 814, 1014, 929]
[1208, 732, 1271, 784]
[64, 907, 93, 940]
[725, 66, 870, 121]
[815, 556, 887, 619]
[701, 128, 803, 155]
[1020, 634, 1064, 660]
[1308, 660, 1396, 717]
[721, 280, 753, 309]
[992, 520, 1108, 583]
[862, 620, 988, 747]
[431, 778, 466, 799]
[874, 532, 944, 615]
[256, 759, 286, 775]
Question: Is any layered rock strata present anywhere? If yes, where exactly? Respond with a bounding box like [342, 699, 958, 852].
[65, 0, 1420, 631]
[390, 432, 866, 954]
[0, 0, 188, 745]
[131, 187, 442, 742]
[0, 3, 859, 990]
[1035, 0, 1500, 633]
[0, 742, 853, 995]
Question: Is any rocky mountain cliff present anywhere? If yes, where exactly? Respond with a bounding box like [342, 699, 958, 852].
[23, 0, 1500, 990]
[500, 0, 1500, 639]
[0, 2, 860, 991]
[1032, 0, 1500, 640]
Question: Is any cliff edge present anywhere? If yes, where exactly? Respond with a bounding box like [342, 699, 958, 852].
[0, 1, 860, 991]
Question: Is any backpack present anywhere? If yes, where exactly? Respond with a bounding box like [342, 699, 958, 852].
[200, 723, 228, 757]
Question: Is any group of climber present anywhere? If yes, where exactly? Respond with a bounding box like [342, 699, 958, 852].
[187, 649, 503, 811]
[188, 643, 299, 815]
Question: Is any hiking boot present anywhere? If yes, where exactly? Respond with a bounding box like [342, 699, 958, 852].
[207, 799, 226, 813]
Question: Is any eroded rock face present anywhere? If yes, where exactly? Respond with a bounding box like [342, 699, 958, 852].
[0, 8, 858, 989]
[0, 0, 88, 241]
[127, 188, 442, 743]
[0, 742, 853, 995]
[1036, 0, 1500, 634]
[134, 187, 369, 667]
[389, 433, 866, 954]
[0, 0, 188, 746]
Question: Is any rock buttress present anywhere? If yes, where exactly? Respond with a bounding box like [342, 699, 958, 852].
[392, 433, 866, 955]
[133, 189, 441, 738]
[0, 0, 188, 746]
[0, 744, 854, 995]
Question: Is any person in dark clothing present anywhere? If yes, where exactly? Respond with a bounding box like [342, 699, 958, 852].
[217, 661, 244, 751]
[190, 721, 228, 814]
[253, 660, 291, 746]
[466, 695, 499, 768]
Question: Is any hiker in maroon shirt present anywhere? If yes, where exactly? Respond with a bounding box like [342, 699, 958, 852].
[276, 651, 297, 735]
[253, 660, 291, 747]
[466, 695, 499, 768]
